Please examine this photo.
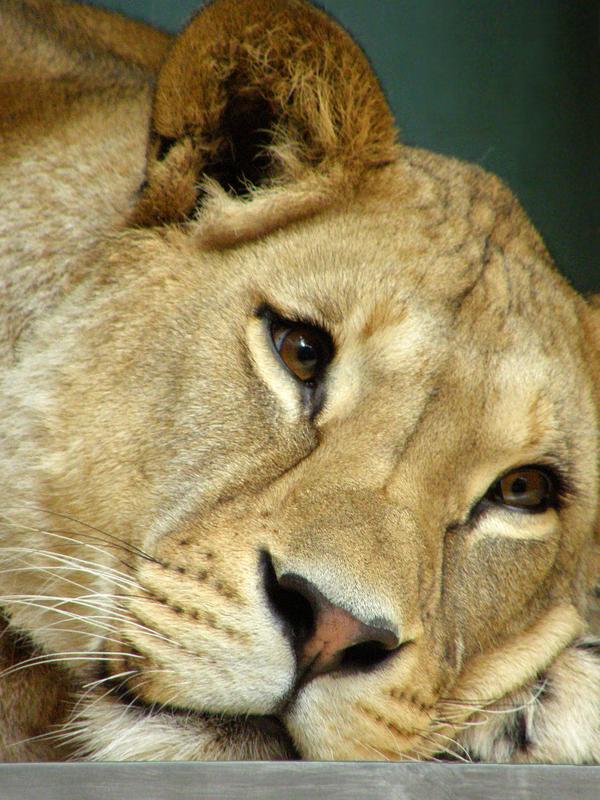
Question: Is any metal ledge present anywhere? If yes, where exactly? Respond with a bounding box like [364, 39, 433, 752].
[1, 762, 599, 800]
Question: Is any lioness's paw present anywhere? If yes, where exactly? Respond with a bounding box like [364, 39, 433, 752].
[458, 639, 600, 764]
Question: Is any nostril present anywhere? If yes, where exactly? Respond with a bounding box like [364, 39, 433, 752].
[260, 550, 405, 683]
[339, 639, 401, 672]
[260, 551, 315, 644]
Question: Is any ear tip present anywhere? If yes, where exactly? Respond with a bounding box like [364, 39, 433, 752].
[135, 0, 399, 227]
[154, 0, 396, 132]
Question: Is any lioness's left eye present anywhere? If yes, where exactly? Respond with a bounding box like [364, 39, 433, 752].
[270, 319, 333, 383]
[486, 467, 557, 512]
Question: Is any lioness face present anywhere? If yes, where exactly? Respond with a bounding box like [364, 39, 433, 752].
[1, 0, 598, 763]
[7, 153, 595, 760]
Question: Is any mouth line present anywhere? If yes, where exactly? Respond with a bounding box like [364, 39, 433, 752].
[102, 672, 296, 748]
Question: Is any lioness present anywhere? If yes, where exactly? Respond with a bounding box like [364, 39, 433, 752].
[1, 0, 599, 764]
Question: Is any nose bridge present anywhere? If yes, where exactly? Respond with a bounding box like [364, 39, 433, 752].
[318, 413, 402, 487]
[277, 468, 415, 545]
[266, 478, 423, 623]
[280, 482, 396, 552]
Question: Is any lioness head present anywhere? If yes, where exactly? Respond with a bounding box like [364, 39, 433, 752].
[1, 0, 599, 763]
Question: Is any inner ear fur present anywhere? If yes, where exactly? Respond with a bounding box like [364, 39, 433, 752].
[131, 0, 398, 227]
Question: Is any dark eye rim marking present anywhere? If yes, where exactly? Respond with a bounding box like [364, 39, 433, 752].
[256, 304, 334, 416]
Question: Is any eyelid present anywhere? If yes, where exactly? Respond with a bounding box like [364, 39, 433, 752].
[255, 302, 326, 333]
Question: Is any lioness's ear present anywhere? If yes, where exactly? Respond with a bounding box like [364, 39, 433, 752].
[131, 0, 397, 229]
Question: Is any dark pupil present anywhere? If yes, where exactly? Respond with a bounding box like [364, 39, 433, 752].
[296, 339, 318, 364]
[511, 477, 528, 495]
[495, 468, 554, 511]
[271, 317, 332, 382]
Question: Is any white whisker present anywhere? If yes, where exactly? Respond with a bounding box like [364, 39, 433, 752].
[1, 507, 156, 562]
[426, 730, 472, 762]
[350, 736, 392, 761]
[0, 595, 174, 647]
[0, 651, 144, 680]
[0, 545, 136, 588]
[0, 564, 135, 595]
[82, 669, 138, 691]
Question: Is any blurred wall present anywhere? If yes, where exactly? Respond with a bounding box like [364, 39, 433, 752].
[88, 0, 599, 294]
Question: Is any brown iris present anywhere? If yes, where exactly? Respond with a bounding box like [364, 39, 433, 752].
[489, 467, 555, 512]
[271, 320, 333, 383]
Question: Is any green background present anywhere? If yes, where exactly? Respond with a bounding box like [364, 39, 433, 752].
[90, 0, 599, 294]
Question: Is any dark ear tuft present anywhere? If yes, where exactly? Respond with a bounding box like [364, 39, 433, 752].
[203, 88, 275, 195]
[156, 135, 178, 162]
[130, 0, 398, 227]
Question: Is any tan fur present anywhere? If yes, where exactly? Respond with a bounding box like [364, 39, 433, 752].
[0, 0, 599, 763]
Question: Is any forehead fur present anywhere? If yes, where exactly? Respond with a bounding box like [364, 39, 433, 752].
[207, 145, 582, 340]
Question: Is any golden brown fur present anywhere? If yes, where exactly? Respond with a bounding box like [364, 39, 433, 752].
[1, 0, 599, 763]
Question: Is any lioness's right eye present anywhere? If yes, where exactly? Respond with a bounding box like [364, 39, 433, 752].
[270, 318, 333, 384]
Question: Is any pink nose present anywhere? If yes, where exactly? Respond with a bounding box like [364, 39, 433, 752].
[268, 565, 400, 684]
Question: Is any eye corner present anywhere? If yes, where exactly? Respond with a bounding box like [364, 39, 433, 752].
[254, 302, 273, 321]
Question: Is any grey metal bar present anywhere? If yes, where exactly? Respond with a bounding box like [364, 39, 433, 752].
[1, 762, 598, 800]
